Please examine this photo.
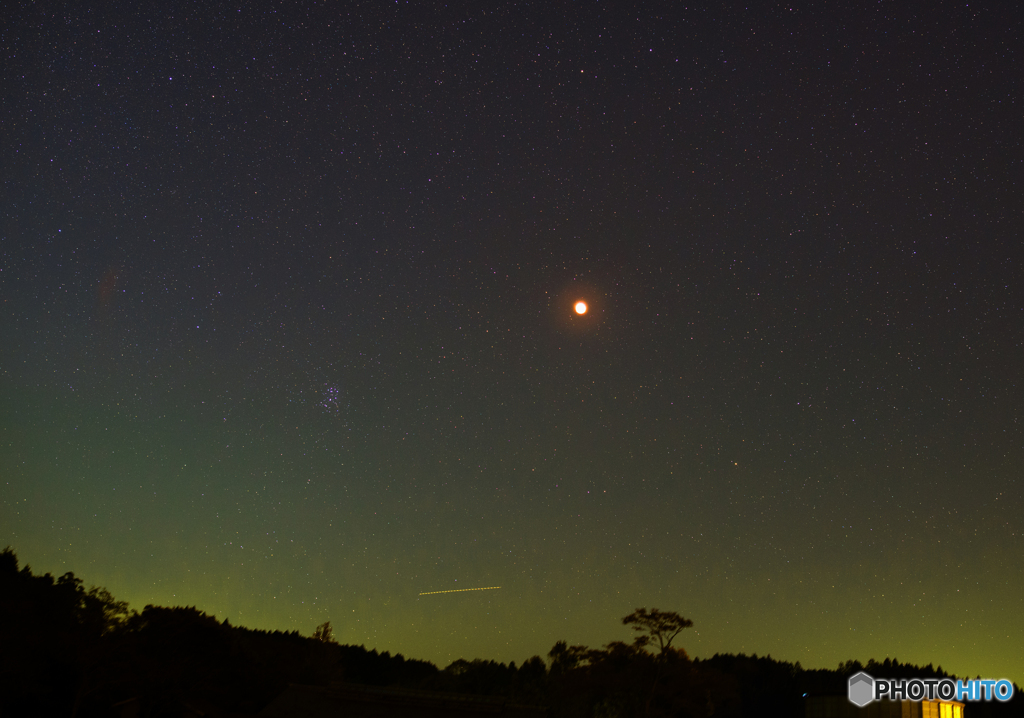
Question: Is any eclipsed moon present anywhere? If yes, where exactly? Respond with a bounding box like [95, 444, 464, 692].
[574, 301, 588, 315]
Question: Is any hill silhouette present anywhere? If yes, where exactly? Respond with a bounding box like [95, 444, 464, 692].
[1, 548, 1020, 717]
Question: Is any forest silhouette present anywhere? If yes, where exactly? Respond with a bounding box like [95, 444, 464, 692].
[1, 547, 1020, 717]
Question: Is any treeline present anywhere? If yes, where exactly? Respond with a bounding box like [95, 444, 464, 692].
[0, 548, 433, 716]
[1, 548, 1020, 717]
[415, 643, 1023, 718]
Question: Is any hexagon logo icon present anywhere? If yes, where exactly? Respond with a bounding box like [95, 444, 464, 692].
[848, 672, 874, 707]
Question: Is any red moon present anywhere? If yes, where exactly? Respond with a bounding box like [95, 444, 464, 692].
[574, 301, 588, 315]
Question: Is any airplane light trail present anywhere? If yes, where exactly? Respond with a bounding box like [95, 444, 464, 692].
[418, 586, 502, 596]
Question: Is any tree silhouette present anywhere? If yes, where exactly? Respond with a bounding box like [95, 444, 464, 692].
[620, 609, 695, 717]
[548, 640, 590, 676]
[622, 608, 693, 656]
[312, 620, 336, 644]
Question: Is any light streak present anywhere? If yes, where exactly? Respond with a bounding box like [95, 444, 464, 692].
[418, 586, 502, 596]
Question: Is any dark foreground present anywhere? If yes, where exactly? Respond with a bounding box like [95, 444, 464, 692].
[2, 549, 1019, 718]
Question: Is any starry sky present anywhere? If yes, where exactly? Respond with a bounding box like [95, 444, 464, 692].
[2, 0, 1022, 683]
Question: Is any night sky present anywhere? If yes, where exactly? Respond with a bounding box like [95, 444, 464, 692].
[3, 1, 1022, 684]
